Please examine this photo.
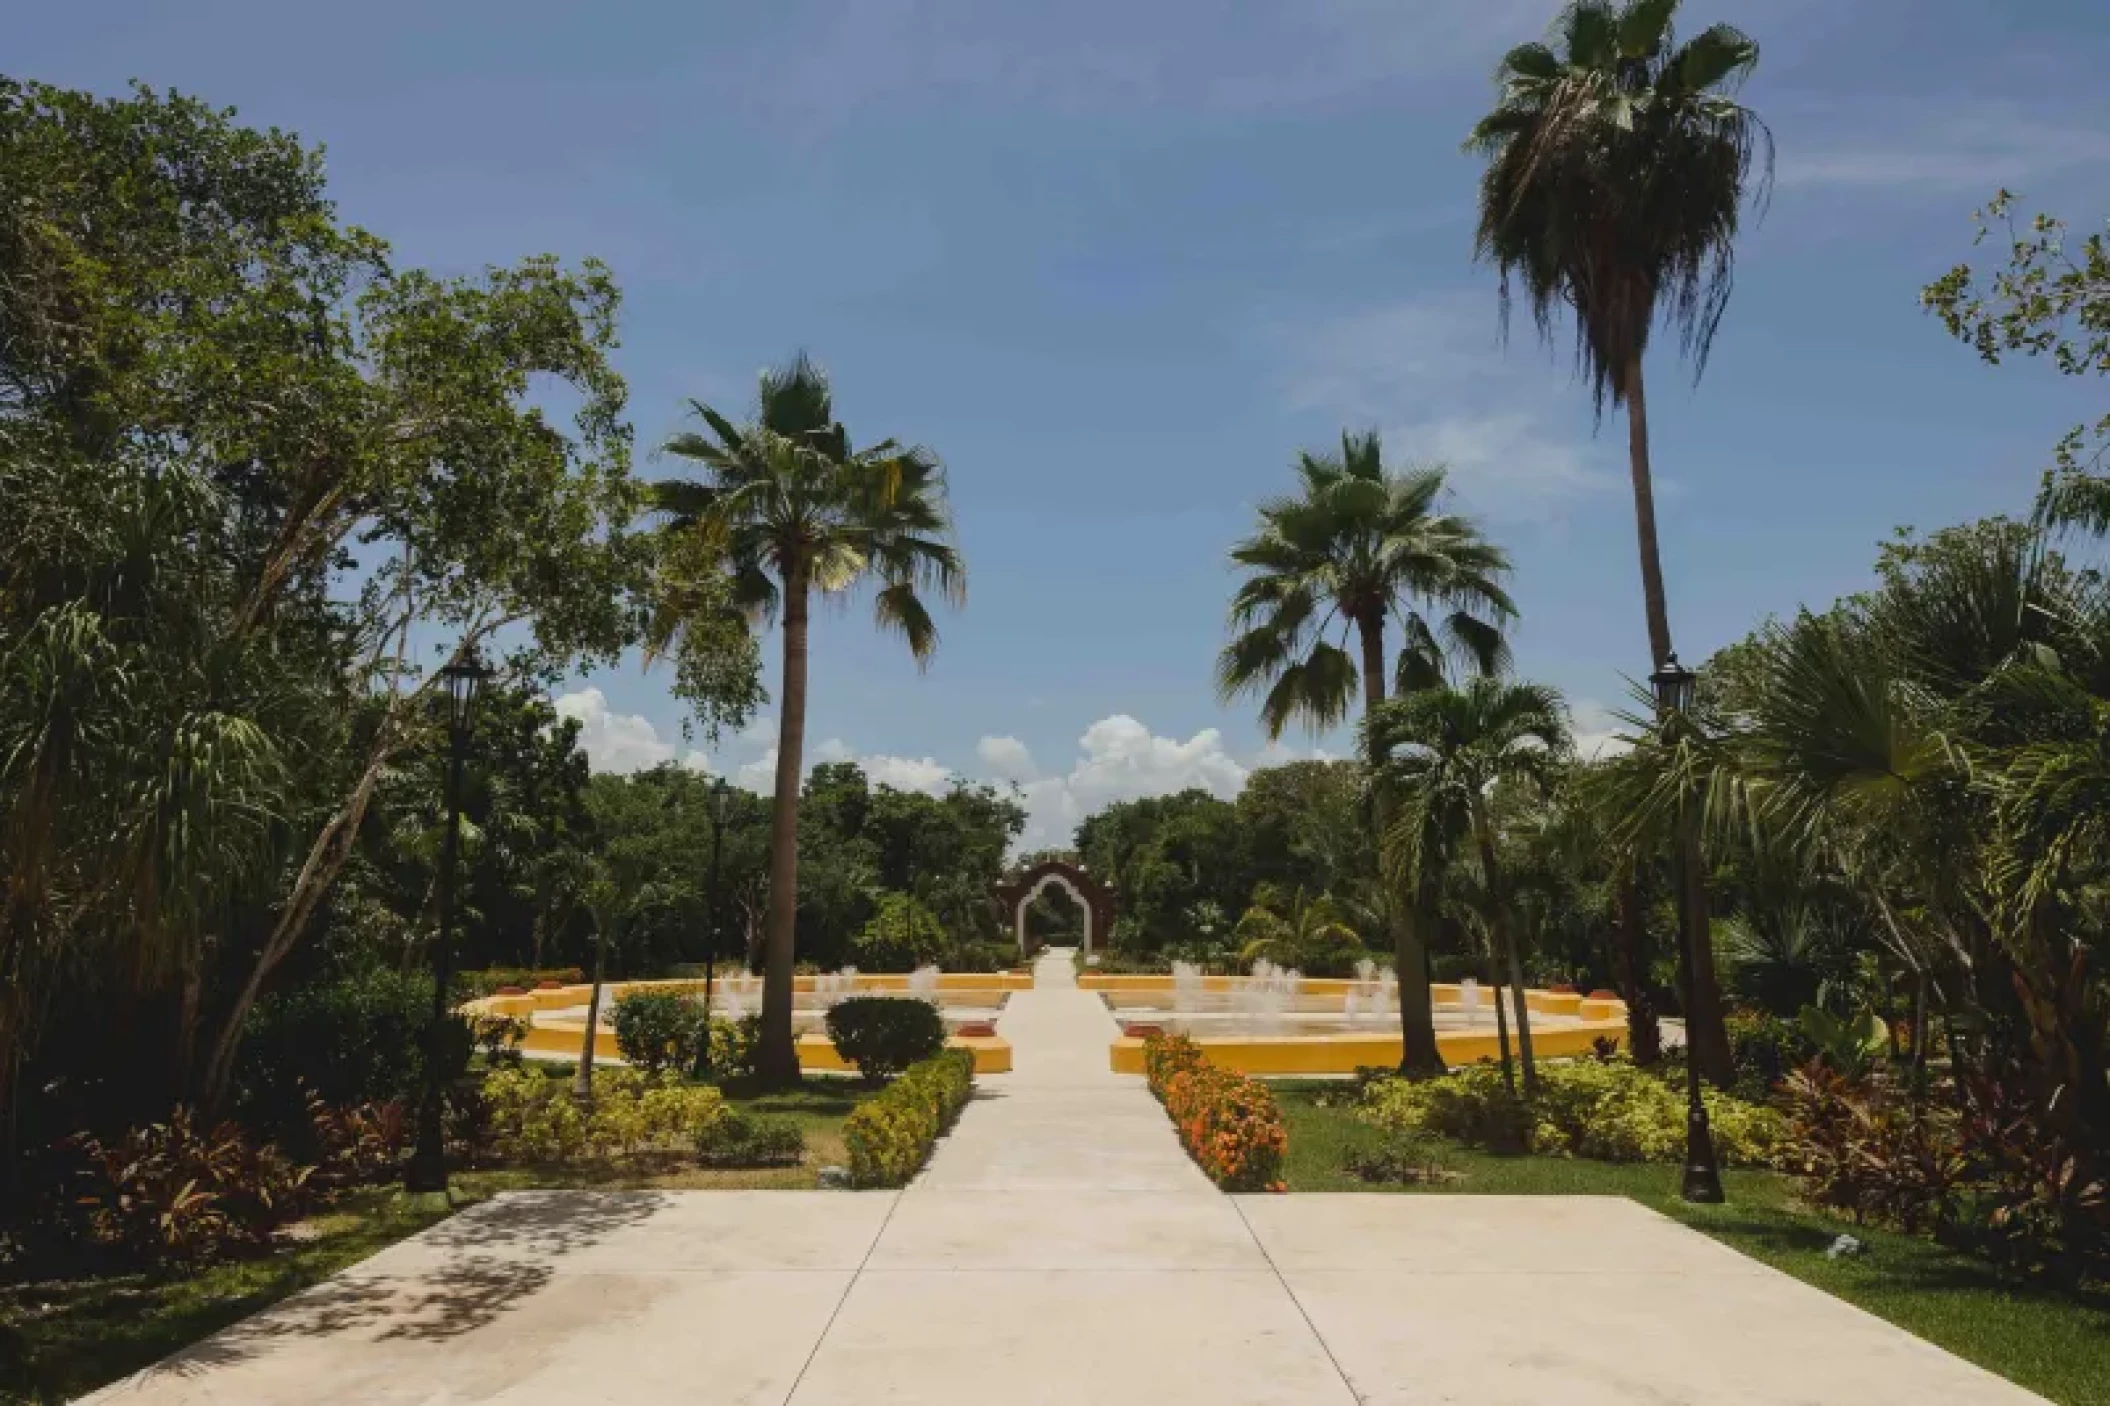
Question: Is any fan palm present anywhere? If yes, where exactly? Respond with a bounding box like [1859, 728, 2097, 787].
[1469, 0, 1767, 1086]
[651, 355, 964, 1086]
[1369, 677, 1573, 1095]
[1218, 432, 1515, 1073]
[1469, 0, 1769, 667]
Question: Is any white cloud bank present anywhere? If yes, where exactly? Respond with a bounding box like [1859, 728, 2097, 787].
[550, 691, 1332, 852]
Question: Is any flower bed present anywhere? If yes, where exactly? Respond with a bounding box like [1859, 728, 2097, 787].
[842, 1048, 976, 1187]
[1141, 1032, 1288, 1191]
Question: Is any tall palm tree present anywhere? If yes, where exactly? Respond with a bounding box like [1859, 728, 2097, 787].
[1369, 677, 1573, 1095]
[651, 355, 964, 1087]
[1218, 433, 1515, 1074]
[1467, 0, 1770, 1086]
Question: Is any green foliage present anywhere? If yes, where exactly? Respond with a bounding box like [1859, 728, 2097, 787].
[1467, 0, 1770, 411]
[480, 1065, 726, 1163]
[1923, 193, 2110, 494]
[1724, 1010, 1812, 1090]
[1362, 1061, 1785, 1168]
[851, 893, 949, 972]
[1341, 1126, 1457, 1185]
[1781, 1066, 1965, 1233]
[611, 991, 708, 1076]
[237, 969, 467, 1128]
[842, 1049, 975, 1187]
[825, 996, 948, 1084]
[457, 968, 585, 997]
[709, 1014, 764, 1079]
[1218, 431, 1514, 739]
[1798, 1005, 1890, 1079]
[694, 1108, 806, 1168]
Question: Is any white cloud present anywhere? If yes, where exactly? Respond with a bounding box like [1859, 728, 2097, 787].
[976, 735, 1039, 783]
[991, 715, 1297, 852]
[552, 688, 677, 773]
[1569, 698, 1634, 763]
[1275, 294, 1617, 521]
[862, 753, 955, 796]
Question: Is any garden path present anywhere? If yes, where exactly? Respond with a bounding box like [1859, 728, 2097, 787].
[85, 947, 2045, 1405]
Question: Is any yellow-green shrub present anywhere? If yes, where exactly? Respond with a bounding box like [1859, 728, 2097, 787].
[482, 1065, 726, 1163]
[843, 1049, 974, 1187]
[1362, 1059, 1785, 1168]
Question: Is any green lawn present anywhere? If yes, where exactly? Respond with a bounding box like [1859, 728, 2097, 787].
[1276, 1080, 2110, 1406]
[0, 1077, 879, 1405]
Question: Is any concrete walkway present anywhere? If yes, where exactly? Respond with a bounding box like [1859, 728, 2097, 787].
[87, 948, 2044, 1404]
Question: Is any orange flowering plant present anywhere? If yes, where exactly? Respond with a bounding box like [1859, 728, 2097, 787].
[1142, 1033, 1287, 1191]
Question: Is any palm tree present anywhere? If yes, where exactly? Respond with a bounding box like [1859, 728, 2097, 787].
[1218, 433, 1515, 1074]
[1468, 0, 1767, 1085]
[651, 355, 964, 1087]
[1368, 677, 1573, 1095]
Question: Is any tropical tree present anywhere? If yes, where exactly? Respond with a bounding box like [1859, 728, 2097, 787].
[1232, 886, 1367, 976]
[1369, 677, 1573, 1095]
[650, 356, 964, 1086]
[1466, 0, 1770, 1084]
[1219, 431, 1514, 1074]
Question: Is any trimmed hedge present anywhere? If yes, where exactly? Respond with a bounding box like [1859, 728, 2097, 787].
[456, 967, 585, 998]
[842, 1049, 975, 1187]
[1141, 1032, 1288, 1192]
[826, 996, 947, 1083]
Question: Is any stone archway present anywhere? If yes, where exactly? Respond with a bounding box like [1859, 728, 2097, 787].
[996, 860, 1117, 958]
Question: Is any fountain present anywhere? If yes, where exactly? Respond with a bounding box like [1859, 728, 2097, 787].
[1240, 959, 1301, 1034]
[1171, 960, 1206, 1014]
[908, 964, 941, 1002]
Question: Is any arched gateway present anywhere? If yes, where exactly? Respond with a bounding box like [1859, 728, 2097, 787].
[996, 859, 1117, 958]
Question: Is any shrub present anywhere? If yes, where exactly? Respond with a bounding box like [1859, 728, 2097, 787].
[613, 991, 708, 1075]
[1781, 1065, 1965, 1232]
[238, 967, 476, 1135]
[481, 1065, 726, 1163]
[1725, 1010, 1811, 1092]
[709, 1013, 763, 1078]
[469, 1013, 530, 1068]
[1141, 1033, 1288, 1191]
[826, 996, 947, 1084]
[456, 967, 584, 999]
[843, 1049, 975, 1187]
[305, 1092, 409, 1190]
[1343, 1126, 1456, 1185]
[68, 1108, 314, 1265]
[1363, 1059, 1786, 1168]
[696, 1109, 807, 1168]
[851, 893, 949, 971]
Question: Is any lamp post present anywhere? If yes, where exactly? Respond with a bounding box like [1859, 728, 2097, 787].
[405, 648, 490, 1194]
[1651, 652, 1724, 1204]
[698, 776, 731, 1074]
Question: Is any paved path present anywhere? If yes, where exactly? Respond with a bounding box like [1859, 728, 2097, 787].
[88, 948, 2044, 1404]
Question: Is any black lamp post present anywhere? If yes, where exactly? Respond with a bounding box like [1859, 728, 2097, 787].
[1651, 652, 1724, 1204]
[405, 648, 491, 1194]
[698, 776, 731, 1074]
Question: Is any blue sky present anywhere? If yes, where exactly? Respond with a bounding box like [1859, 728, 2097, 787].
[19, 0, 2110, 847]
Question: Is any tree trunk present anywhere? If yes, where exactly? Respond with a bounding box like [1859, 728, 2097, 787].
[1476, 818, 1536, 1095]
[1623, 354, 1673, 672]
[1615, 873, 1662, 1065]
[1358, 615, 1445, 1077]
[756, 557, 811, 1088]
[573, 915, 613, 1100]
[1492, 966, 1515, 1096]
[1625, 353, 1732, 1087]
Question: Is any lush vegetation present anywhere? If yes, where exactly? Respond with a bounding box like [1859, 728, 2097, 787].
[841, 1049, 975, 1187]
